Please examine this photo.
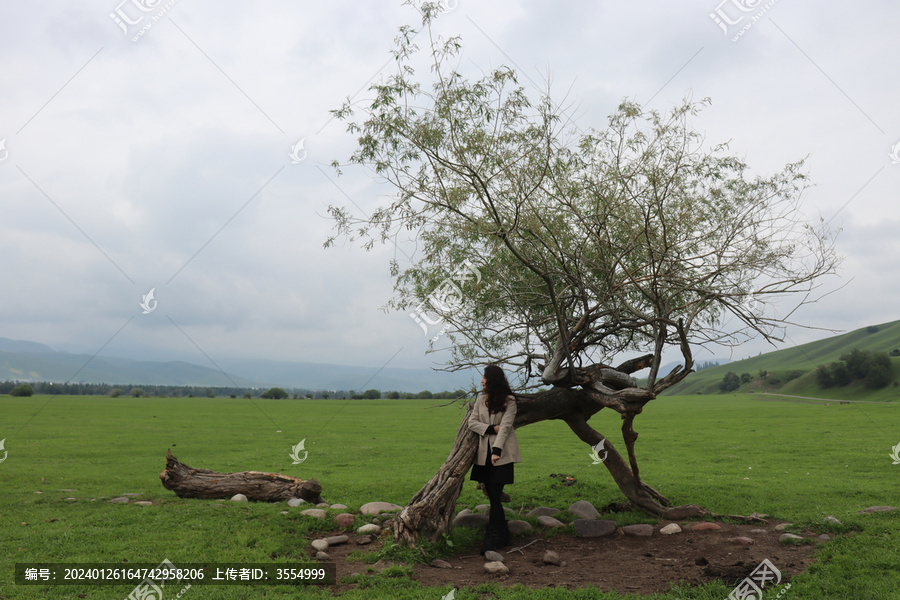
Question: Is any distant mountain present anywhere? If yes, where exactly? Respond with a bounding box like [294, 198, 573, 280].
[0, 349, 260, 387]
[0, 338, 478, 392]
[0, 337, 55, 354]
[215, 358, 477, 393]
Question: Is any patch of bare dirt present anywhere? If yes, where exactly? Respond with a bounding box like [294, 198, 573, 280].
[311, 520, 825, 594]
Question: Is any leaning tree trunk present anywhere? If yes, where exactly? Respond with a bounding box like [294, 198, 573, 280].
[391, 403, 479, 545]
[391, 357, 707, 545]
[159, 450, 323, 503]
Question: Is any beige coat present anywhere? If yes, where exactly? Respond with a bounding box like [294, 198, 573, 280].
[467, 394, 521, 467]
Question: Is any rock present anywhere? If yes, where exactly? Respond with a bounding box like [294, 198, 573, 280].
[134, 501, 154, 506]
[824, 516, 842, 525]
[334, 513, 355, 528]
[508, 520, 532, 535]
[452, 513, 489, 529]
[316, 502, 329, 508]
[779, 533, 804, 543]
[728, 536, 754, 545]
[359, 502, 403, 515]
[568, 500, 599, 520]
[315, 551, 331, 561]
[109, 497, 130, 504]
[659, 523, 682, 535]
[484, 561, 509, 575]
[430, 559, 452, 569]
[818, 534, 831, 540]
[287, 498, 305, 508]
[324, 535, 349, 546]
[622, 524, 653, 537]
[749, 528, 768, 535]
[542, 550, 561, 566]
[356, 523, 381, 535]
[537, 516, 565, 528]
[230, 494, 248, 502]
[311, 539, 329, 552]
[330, 503, 348, 509]
[774, 523, 792, 532]
[356, 535, 373, 545]
[300, 508, 327, 519]
[573, 519, 617, 538]
[527, 507, 561, 518]
[690, 522, 721, 531]
[121, 493, 141, 497]
[858, 506, 898, 514]
[484, 550, 504, 562]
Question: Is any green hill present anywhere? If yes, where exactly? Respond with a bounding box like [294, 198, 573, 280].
[665, 319, 900, 400]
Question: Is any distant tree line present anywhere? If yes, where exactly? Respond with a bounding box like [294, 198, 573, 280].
[0, 380, 474, 400]
[815, 349, 895, 390]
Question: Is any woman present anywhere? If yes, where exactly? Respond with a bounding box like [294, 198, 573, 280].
[467, 364, 521, 554]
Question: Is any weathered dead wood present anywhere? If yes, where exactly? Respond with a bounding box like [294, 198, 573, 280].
[392, 403, 479, 546]
[159, 450, 322, 503]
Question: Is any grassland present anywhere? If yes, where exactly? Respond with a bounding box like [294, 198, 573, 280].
[667, 319, 900, 399]
[2, 394, 899, 599]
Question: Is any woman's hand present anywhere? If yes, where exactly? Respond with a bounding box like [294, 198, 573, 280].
[491, 454, 500, 465]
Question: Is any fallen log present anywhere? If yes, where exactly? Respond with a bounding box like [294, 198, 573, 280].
[159, 449, 322, 503]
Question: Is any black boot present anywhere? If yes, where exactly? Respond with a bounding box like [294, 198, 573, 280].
[480, 524, 498, 555]
[495, 520, 511, 549]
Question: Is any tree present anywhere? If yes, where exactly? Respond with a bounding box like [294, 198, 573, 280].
[740, 373, 752, 384]
[261, 387, 288, 400]
[719, 372, 741, 392]
[108, 388, 123, 398]
[10, 383, 34, 397]
[328, 10, 839, 544]
[129, 388, 146, 398]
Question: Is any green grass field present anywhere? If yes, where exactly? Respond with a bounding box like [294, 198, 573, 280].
[2, 394, 899, 599]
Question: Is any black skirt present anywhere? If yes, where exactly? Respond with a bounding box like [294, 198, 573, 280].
[470, 460, 514, 486]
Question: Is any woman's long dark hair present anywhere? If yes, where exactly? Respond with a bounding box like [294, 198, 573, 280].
[483, 364, 513, 413]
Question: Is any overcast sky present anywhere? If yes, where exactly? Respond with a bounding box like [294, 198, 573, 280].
[1, 1, 898, 380]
